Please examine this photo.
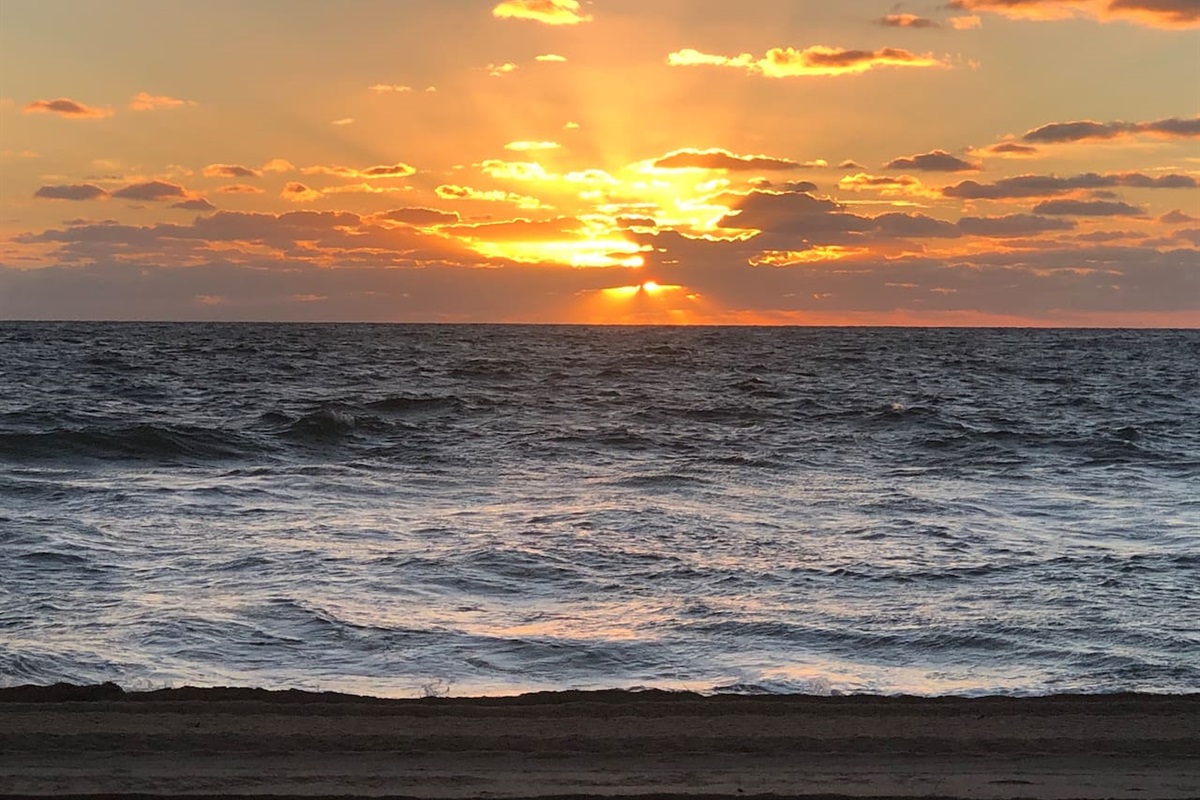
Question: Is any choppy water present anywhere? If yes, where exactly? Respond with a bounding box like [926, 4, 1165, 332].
[1, 323, 1197, 698]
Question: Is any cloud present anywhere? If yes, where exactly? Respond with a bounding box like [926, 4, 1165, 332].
[170, 198, 217, 212]
[217, 184, 265, 194]
[378, 207, 461, 226]
[204, 164, 263, 179]
[111, 180, 188, 201]
[369, 84, 412, 93]
[261, 158, 295, 174]
[1023, 116, 1200, 143]
[1032, 199, 1144, 216]
[667, 45, 947, 77]
[487, 63, 519, 76]
[956, 214, 1077, 236]
[492, 0, 592, 25]
[505, 141, 561, 151]
[948, 0, 1199, 29]
[982, 142, 1040, 157]
[838, 173, 931, 195]
[301, 163, 416, 179]
[878, 13, 940, 27]
[651, 148, 805, 171]
[884, 150, 981, 171]
[34, 184, 109, 201]
[943, 171, 1198, 198]
[435, 184, 546, 208]
[480, 160, 552, 180]
[281, 182, 322, 203]
[950, 15, 984, 28]
[23, 97, 112, 119]
[1161, 209, 1199, 224]
[128, 92, 194, 111]
[535, 54, 568, 62]
[331, 118, 355, 126]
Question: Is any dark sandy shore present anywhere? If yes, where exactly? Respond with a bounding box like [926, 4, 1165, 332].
[1, 684, 1197, 799]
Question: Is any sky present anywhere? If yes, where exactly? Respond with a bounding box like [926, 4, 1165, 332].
[1, 0, 1197, 325]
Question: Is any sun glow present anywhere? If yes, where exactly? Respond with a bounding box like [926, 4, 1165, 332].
[473, 238, 645, 268]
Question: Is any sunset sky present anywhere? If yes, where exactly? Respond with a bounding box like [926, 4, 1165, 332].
[1, 0, 1197, 325]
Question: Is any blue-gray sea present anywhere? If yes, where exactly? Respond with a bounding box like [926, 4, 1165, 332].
[1, 323, 1197, 698]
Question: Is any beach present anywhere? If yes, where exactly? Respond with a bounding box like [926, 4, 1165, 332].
[2, 685, 1197, 798]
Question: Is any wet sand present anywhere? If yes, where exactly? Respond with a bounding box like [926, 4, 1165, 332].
[1, 685, 1197, 798]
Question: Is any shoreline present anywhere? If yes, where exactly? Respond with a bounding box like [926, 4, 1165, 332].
[3, 680, 1200, 704]
[2, 684, 1197, 798]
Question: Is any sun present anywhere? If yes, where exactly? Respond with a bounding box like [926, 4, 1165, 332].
[640, 280, 662, 294]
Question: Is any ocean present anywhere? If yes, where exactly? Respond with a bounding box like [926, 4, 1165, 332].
[1, 323, 1196, 698]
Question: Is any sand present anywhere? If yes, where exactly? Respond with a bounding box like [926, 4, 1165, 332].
[1, 685, 1197, 798]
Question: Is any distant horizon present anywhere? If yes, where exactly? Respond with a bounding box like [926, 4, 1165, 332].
[2, 1, 1197, 325]
[3, 318, 1197, 330]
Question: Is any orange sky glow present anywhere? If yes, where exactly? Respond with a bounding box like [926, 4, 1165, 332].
[1, 0, 1197, 325]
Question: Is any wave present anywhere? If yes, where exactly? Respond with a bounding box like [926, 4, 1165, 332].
[0, 424, 256, 462]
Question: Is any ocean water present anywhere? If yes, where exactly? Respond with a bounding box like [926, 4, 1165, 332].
[1, 322, 1197, 698]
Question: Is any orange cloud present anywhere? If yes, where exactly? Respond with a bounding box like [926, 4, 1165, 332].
[535, 54, 568, 62]
[261, 158, 295, 174]
[369, 84, 412, 93]
[492, 0, 592, 25]
[650, 148, 805, 171]
[301, 163, 416, 179]
[435, 184, 547, 208]
[948, 0, 1199, 28]
[878, 13, 940, 28]
[23, 97, 112, 119]
[950, 15, 983, 29]
[838, 173, 935, 196]
[128, 92, 194, 111]
[204, 164, 262, 179]
[667, 45, 947, 77]
[217, 184, 265, 194]
[281, 182, 322, 203]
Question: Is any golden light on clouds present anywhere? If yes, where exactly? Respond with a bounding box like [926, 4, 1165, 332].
[667, 46, 947, 77]
[492, 0, 592, 25]
[2, 0, 1197, 325]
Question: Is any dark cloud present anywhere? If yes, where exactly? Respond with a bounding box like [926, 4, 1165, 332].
[1032, 199, 1144, 216]
[987, 142, 1039, 156]
[885, 150, 981, 172]
[943, 172, 1198, 199]
[652, 148, 803, 171]
[203, 164, 262, 179]
[1023, 116, 1200, 143]
[23, 97, 112, 119]
[34, 184, 109, 201]
[1161, 209, 1199, 224]
[111, 181, 188, 201]
[957, 214, 1076, 237]
[170, 198, 217, 212]
[873, 212, 961, 238]
[378, 207, 460, 225]
[948, 0, 1200, 29]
